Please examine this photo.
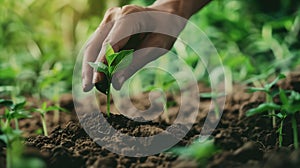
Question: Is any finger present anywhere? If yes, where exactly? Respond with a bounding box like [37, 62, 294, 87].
[82, 7, 120, 92]
[92, 14, 138, 84]
[112, 33, 176, 90]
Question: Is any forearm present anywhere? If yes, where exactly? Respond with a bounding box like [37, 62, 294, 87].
[150, 0, 212, 18]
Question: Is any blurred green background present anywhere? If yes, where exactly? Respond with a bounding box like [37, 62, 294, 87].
[0, 0, 299, 99]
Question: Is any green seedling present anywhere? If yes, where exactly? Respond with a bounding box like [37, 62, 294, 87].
[246, 89, 300, 149]
[144, 79, 177, 123]
[171, 139, 220, 164]
[247, 74, 286, 128]
[33, 102, 65, 136]
[0, 99, 31, 130]
[0, 99, 31, 168]
[200, 92, 226, 118]
[89, 44, 134, 116]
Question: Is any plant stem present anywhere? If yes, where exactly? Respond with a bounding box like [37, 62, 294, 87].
[279, 119, 284, 147]
[14, 118, 19, 131]
[53, 102, 60, 124]
[213, 98, 220, 118]
[266, 94, 276, 128]
[6, 135, 11, 168]
[291, 114, 299, 149]
[41, 114, 48, 136]
[107, 83, 111, 116]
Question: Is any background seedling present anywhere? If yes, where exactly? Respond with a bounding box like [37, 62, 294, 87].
[200, 92, 226, 118]
[89, 45, 133, 116]
[0, 99, 31, 130]
[33, 102, 65, 136]
[246, 89, 300, 149]
[171, 139, 220, 164]
[0, 99, 31, 168]
[247, 74, 286, 128]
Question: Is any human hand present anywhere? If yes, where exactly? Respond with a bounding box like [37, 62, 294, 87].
[82, 0, 211, 92]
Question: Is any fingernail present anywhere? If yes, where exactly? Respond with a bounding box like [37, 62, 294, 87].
[83, 83, 93, 92]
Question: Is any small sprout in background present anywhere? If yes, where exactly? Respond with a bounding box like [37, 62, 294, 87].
[199, 92, 226, 118]
[0, 99, 33, 168]
[33, 102, 66, 136]
[143, 79, 177, 123]
[247, 74, 286, 128]
[0, 99, 31, 131]
[89, 44, 133, 116]
[246, 89, 300, 149]
[171, 139, 220, 163]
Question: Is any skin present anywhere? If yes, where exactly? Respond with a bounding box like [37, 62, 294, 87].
[82, 0, 212, 92]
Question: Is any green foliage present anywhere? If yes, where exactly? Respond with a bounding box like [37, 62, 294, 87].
[33, 102, 65, 136]
[171, 139, 220, 163]
[200, 92, 226, 118]
[246, 89, 300, 148]
[0, 99, 31, 130]
[247, 74, 286, 127]
[89, 44, 133, 115]
[0, 99, 41, 168]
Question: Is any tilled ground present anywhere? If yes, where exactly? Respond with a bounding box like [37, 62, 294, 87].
[1, 72, 300, 168]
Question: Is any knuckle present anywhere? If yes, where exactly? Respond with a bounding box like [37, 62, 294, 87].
[121, 5, 144, 15]
[106, 7, 121, 15]
[102, 7, 121, 23]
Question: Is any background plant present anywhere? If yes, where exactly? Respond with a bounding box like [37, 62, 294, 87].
[247, 74, 286, 128]
[33, 102, 65, 136]
[246, 89, 300, 149]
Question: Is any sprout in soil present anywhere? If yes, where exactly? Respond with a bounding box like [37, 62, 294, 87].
[0, 99, 31, 168]
[33, 102, 65, 136]
[200, 92, 226, 118]
[89, 44, 133, 116]
[247, 74, 286, 128]
[143, 79, 177, 123]
[171, 139, 220, 163]
[246, 89, 300, 149]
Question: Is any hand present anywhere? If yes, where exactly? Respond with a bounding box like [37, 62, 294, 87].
[82, 0, 211, 92]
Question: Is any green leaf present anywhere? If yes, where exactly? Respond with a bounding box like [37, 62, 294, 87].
[11, 111, 31, 119]
[266, 74, 286, 90]
[111, 50, 134, 66]
[106, 53, 119, 66]
[45, 106, 66, 112]
[88, 62, 108, 75]
[171, 140, 219, 160]
[200, 92, 227, 99]
[247, 87, 266, 93]
[13, 101, 26, 111]
[246, 103, 281, 117]
[105, 44, 115, 63]
[112, 53, 133, 75]
[0, 99, 13, 108]
[279, 89, 289, 105]
[0, 134, 8, 144]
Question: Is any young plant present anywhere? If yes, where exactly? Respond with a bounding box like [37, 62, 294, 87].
[0, 99, 31, 130]
[143, 79, 177, 123]
[171, 139, 220, 163]
[33, 102, 65, 136]
[246, 89, 300, 149]
[0, 99, 31, 168]
[200, 92, 226, 118]
[247, 74, 286, 128]
[89, 45, 133, 116]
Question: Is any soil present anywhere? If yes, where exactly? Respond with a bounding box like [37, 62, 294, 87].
[1, 72, 300, 168]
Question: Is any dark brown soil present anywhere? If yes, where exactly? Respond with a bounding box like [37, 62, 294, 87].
[1, 72, 300, 168]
